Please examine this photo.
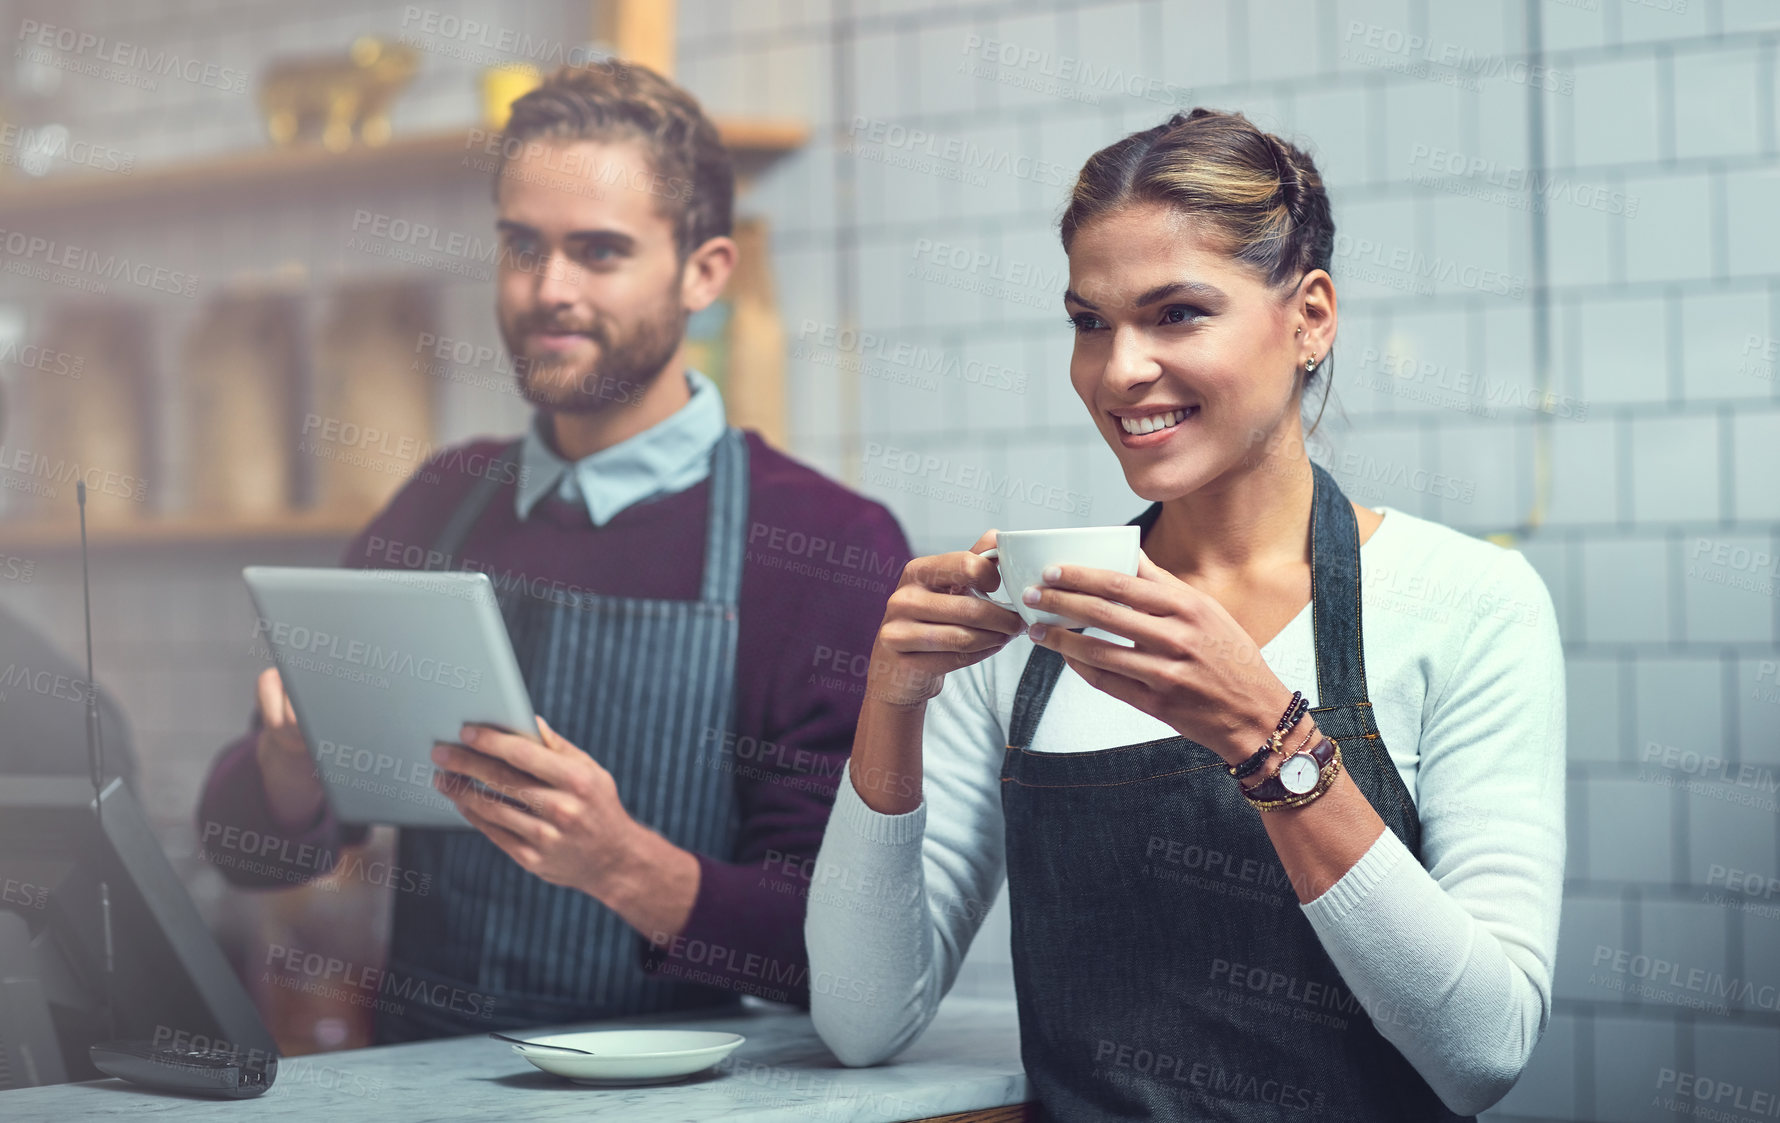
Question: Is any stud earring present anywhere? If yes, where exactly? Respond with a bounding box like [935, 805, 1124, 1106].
[1305, 354, 1318, 372]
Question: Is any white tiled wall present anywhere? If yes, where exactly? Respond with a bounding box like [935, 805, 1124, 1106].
[1, 0, 1775, 1112]
[680, 0, 1780, 1118]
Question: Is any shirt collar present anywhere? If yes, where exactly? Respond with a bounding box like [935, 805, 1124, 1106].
[515, 368, 727, 526]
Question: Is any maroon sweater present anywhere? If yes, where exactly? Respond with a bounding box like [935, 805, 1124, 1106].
[197, 430, 911, 1007]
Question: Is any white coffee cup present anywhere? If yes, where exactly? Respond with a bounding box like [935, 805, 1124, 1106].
[970, 526, 1142, 628]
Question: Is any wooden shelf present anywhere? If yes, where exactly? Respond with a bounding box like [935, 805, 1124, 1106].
[0, 118, 809, 219]
[0, 507, 380, 550]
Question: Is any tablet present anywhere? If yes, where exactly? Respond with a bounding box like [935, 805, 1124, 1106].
[242, 566, 539, 829]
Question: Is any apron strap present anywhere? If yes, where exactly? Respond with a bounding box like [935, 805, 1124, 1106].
[1005, 645, 1065, 750]
[1308, 459, 1368, 709]
[699, 428, 750, 605]
[429, 438, 524, 565]
[1002, 460, 1370, 747]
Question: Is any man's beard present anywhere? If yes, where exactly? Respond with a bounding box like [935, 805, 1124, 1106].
[501, 294, 686, 416]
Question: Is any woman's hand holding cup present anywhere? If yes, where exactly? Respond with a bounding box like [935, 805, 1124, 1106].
[1020, 551, 1295, 766]
[865, 530, 1029, 707]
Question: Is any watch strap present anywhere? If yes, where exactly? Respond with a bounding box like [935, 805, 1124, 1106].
[1241, 736, 1338, 808]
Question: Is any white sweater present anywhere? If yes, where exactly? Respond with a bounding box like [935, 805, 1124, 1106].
[805, 505, 1567, 1117]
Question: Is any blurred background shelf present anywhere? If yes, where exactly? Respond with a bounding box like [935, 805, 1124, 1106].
[0, 118, 809, 219]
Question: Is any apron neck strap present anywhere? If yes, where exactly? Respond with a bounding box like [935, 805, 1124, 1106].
[423, 429, 751, 607]
[698, 428, 749, 605]
[1308, 459, 1367, 709]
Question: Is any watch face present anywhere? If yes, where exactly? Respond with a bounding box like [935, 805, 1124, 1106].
[1279, 753, 1320, 795]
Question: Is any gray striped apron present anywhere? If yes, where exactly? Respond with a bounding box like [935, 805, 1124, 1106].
[373, 428, 748, 1042]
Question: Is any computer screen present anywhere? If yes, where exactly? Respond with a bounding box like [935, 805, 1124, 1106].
[0, 775, 274, 1087]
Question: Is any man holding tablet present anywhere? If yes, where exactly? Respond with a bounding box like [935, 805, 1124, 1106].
[197, 62, 910, 1042]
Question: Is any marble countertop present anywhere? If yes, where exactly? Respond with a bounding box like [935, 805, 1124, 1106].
[0, 997, 1027, 1123]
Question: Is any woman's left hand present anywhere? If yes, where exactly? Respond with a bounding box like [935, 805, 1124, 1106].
[1023, 550, 1295, 765]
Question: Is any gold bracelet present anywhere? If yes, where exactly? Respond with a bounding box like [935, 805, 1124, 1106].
[1240, 727, 1323, 793]
[1250, 744, 1343, 812]
[1283, 718, 1317, 758]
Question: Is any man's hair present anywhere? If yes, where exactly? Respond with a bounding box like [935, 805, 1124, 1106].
[498, 61, 734, 260]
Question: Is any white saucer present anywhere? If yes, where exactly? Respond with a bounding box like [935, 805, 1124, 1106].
[508, 1030, 746, 1085]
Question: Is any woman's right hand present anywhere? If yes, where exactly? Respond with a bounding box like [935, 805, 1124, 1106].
[253, 666, 327, 828]
[866, 530, 1028, 707]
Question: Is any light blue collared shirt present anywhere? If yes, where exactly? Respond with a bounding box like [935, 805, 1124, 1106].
[515, 369, 728, 526]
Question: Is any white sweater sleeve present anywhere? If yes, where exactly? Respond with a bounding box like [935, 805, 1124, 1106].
[1300, 549, 1567, 1116]
[805, 651, 1011, 1067]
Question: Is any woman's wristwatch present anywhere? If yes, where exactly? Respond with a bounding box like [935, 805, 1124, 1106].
[1239, 735, 1342, 811]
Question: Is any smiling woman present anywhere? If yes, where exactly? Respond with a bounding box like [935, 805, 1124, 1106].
[807, 108, 1565, 1123]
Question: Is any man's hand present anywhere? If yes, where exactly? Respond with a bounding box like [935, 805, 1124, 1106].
[430, 717, 699, 937]
[253, 667, 327, 828]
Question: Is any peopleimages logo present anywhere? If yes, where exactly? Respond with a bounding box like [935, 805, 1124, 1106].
[862, 442, 1093, 518]
[845, 116, 1071, 187]
[1327, 451, 1476, 504]
[958, 34, 1191, 108]
[1590, 945, 1779, 1013]
[746, 518, 907, 590]
[1654, 1068, 1778, 1119]
[795, 321, 1028, 394]
[1687, 538, 1778, 597]
[399, 6, 618, 71]
[460, 131, 694, 202]
[1354, 346, 1589, 420]
[200, 820, 433, 897]
[0, 875, 49, 910]
[15, 19, 250, 93]
[0, 662, 90, 703]
[0, 444, 148, 503]
[1341, 21, 1575, 93]
[1408, 144, 1640, 218]
[251, 618, 483, 692]
[1333, 234, 1525, 298]
[0, 552, 34, 583]
[1093, 1038, 1326, 1112]
[0, 227, 198, 297]
[0, 122, 134, 176]
[264, 942, 498, 1020]
[0, 338, 84, 378]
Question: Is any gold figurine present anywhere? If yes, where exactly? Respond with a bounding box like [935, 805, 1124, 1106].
[258, 37, 418, 152]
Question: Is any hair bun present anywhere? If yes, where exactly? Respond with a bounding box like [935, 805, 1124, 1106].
[1164, 108, 1223, 130]
[1265, 133, 1306, 223]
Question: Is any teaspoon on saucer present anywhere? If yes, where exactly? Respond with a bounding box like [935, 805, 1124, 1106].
[489, 1032, 596, 1055]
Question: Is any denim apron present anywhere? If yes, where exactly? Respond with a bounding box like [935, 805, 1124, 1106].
[373, 429, 748, 1042]
[998, 462, 1468, 1122]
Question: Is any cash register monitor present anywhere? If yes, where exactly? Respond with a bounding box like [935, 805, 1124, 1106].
[0, 776, 274, 1088]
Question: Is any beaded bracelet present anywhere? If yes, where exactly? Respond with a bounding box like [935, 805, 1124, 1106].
[1227, 691, 1309, 781]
